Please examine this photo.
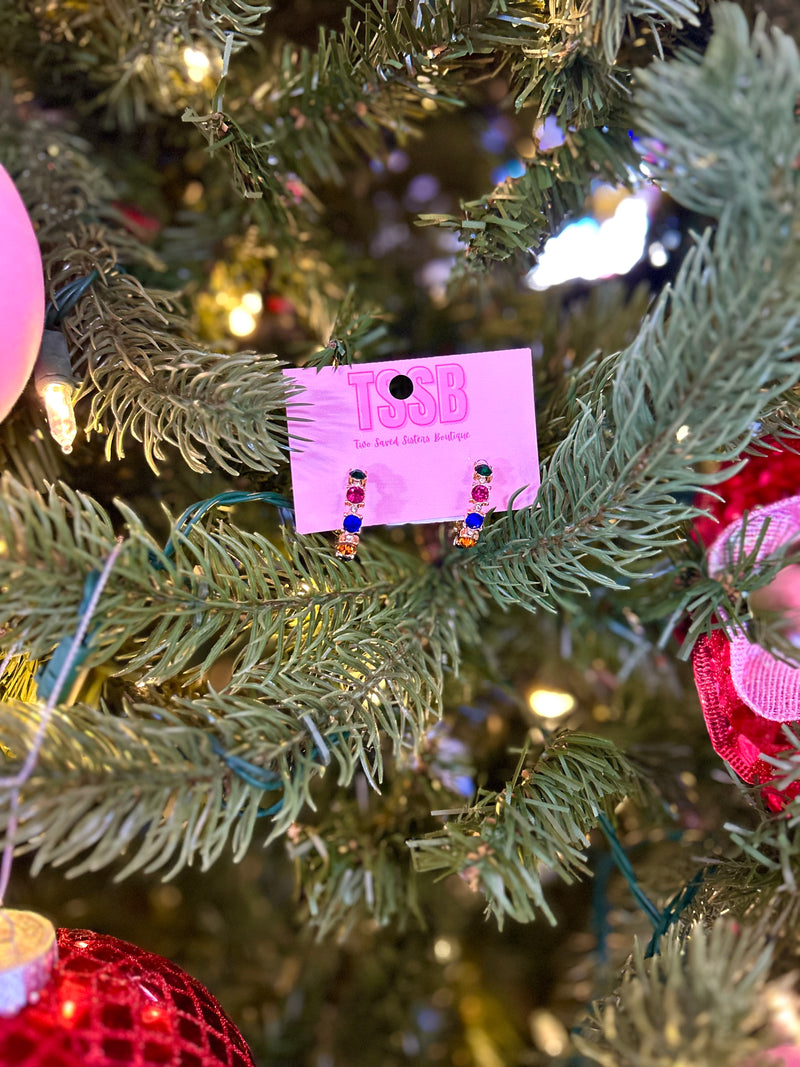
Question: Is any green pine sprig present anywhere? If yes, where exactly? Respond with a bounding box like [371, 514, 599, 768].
[409, 730, 644, 926]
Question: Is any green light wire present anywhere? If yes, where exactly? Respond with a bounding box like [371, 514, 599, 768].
[596, 811, 706, 956]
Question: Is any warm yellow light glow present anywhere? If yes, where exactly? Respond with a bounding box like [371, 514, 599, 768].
[241, 290, 263, 314]
[183, 180, 204, 205]
[183, 47, 211, 83]
[228, 306, 257, 337]
[527, 688, 576, 719]
[433, 936, 458, 963]
[529, 1009, 568, 1057]
[766, 987, 800, 1042]
[42, 381, 77, 455]
[676, 424, 690, 442]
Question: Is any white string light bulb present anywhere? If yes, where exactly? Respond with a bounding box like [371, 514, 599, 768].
[33, 331, 77, 454]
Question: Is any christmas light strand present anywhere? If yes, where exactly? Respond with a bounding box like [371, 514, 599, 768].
[596, 812, 706, 958]
[0, 540, 124, 905]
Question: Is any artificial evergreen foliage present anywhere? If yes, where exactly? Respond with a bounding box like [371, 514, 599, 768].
[3, 1, 800, 1063]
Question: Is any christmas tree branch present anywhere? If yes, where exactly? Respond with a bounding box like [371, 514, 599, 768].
[574, 921, 780, 1067]
[712, 742, 800, 904]
[288, 817, 425, 941]
[285, 721, 478, 937]
[451, 6, 800, 613]
[67, 260, 293, 475]
[419, 0, 698, 262]
[448, 0, 698, 116]
[0, 699, 268, 880]
[590, 0, 701, 64]
[197, 1, 467, 199]
[198, 0, 696, 247]
[203, 610, 448, 806]
[0, 612, 449, 879]
[408, 730, 643, 927]
[0, 477, 453, 688]
[419, 121, 640, 263]
[4, 0, 272, 127]
[636, 2, 800, 220]
[0, 473, 460, 866]
[461, 208, 800, 611]
[1, 111, 294, 476]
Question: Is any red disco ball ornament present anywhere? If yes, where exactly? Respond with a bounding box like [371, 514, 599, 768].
[0, 926, 255, 1067]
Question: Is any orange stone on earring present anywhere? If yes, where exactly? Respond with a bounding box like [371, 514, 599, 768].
[335, 537, 359, 560]
[455, 528, 479, 549]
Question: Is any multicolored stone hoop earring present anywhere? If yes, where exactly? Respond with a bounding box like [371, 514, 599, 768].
[454, 461, 493, 548]
[335, 468, 367, 560]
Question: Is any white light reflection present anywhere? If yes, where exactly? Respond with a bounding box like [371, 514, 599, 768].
[525, 191, 651, 291]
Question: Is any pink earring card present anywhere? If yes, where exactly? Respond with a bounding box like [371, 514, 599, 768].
[284, 348, 540, 535]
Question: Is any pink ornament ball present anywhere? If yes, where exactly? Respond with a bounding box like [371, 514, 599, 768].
[761, 1047, 800, 1067]
[0, 164, 44, 423]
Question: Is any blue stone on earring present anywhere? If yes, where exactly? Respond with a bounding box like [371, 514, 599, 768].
[465, 512, 484, 529]
[343, 513, 362, 533]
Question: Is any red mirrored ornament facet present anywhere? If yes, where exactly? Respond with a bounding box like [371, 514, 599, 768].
[693, 442, 800, 548]
[0, 928, 255, 1067]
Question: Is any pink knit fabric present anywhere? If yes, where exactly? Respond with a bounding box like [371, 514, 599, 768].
[707, 495, 800, 722]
